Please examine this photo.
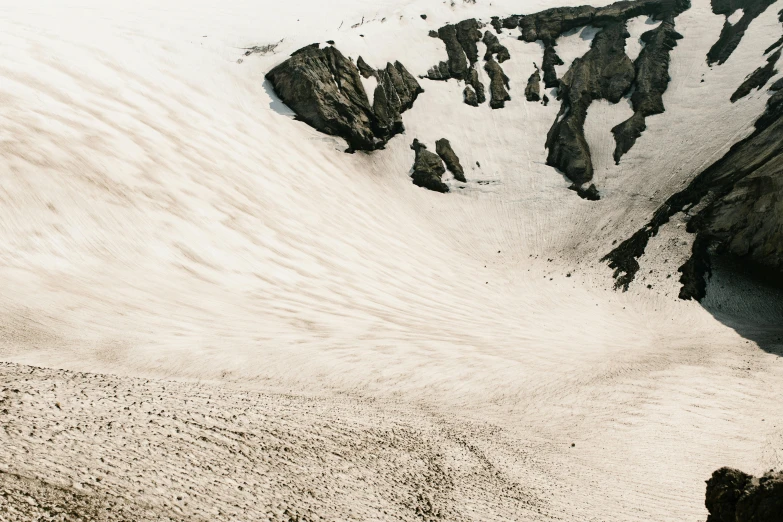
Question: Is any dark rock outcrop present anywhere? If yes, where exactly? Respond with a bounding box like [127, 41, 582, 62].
[526, 65, 542, 101]
[604, 73, 783, 298]
[372, 61, 425, 138]
[515, 0, 685, 44]
[517, 6, 597, 43]
[464, 85, 479, 106]
[484, 58, 511, 109]
[707, 0, 779, 65]
[612, 19, 683, 162]
[266, 44, 422, 151]
[490, 16, 504, 34]
[731, 49, 781, 102]
[266, 44, 379, 151]
[542, 43, 565, 88]
[411, 139, 449, 193]
[435, 24, 470, 80]
[569, 183, 601, 200]
[456, 19, 483, 66]
[467, 66, 487, 105]
[546, 22, 635, 187]
[427, 20, 488, 107]
[515, 0, 689, 93]
[765, 34, 783, 55]
[357, 56, 376, 79]
[435, 139, 466, 182]
[705, 468, 783, 522]
[482, 31, 510, 63]
[426, 61, 451, 81]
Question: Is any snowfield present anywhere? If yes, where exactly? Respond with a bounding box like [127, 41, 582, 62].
[1, 0, 782, 520]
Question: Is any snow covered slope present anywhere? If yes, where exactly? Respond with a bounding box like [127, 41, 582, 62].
[1, 0, 782, 520]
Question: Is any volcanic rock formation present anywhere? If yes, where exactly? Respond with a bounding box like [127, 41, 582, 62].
[266, 44, 422, 152]
[705, 468, 783, 522]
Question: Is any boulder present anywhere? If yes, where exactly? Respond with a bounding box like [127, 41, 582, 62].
[435, 139, 467, 182]
[411, 140, 449, 193]
[525, 65, 542, 101]
[265, 44, 379, 151]
[484, 58, 511, 109]
[705, 468, 783, 522]
[266, 45, 422, 152]
[482, 31, 511, 63]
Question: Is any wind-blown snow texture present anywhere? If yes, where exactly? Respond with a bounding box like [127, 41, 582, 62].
[1, 0, 783, 521]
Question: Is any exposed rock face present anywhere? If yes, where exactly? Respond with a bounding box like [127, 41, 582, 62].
[464, 85, 479, 106]
[569, 183, 601, 200]
[373, 61, 425, 138]
[411, 139, 449, 193]
[526, 65, 542, 101]
[546, 22, 635, 187]
[705, 468, 783, 522]
[482, 31, 510, 62]
[484, 58, 511, 109]
[435, 139, 466, 182]
[435, 24, 470, 80]
[612, 19, 683, 163]
[266, 44, 422, 151]
[707, 0, 778, 65]
[604, 75, 783, 298]
[490, 16, 504, 34]
[427, 20, 488, 107]
[542, 44, 565, 88]
[731, 49, 780, 102]
[456, 19, 483, 66]
[516, 6, 597, 42]
[467, 66, 487, 105]
[356, 56, 376, 79]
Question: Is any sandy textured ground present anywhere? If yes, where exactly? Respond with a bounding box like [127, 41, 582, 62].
[1, 0, 783, 520]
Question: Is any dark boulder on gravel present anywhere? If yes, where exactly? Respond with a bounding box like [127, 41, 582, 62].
[411, 139, 449, 193]
[266, 44, 421, 152]
[435, 139, 466, 182]
[705, 468, 783, 522]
